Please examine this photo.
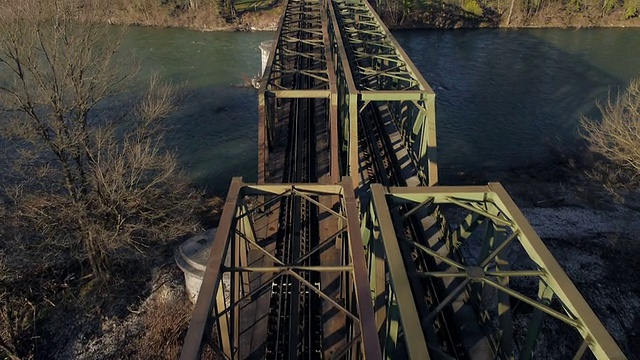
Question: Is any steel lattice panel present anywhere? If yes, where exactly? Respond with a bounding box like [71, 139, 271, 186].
[327, 0, 438, 186]
[362, 184, 626, 359]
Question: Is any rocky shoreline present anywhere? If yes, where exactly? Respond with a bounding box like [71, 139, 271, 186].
[507, 175, 640, 357]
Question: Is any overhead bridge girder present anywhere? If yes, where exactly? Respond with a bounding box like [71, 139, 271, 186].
[326, 0, 437, 186]
[363, 183, 626, 359]
[181, 177, 382, 360]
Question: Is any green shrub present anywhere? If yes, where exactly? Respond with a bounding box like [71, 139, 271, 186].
[462, 0, 483, 16]
[623, 0, 639, 18]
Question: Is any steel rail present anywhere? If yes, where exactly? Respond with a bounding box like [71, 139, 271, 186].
[265, 4, 325, 356]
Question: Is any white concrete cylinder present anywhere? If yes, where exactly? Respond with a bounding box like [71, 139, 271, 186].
[259, 40, 274, 77]
[175, 228, 230, 304]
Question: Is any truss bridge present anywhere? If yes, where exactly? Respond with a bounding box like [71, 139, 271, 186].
[180, 1, 626, 359]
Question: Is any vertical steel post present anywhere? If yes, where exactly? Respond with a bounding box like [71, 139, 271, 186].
[349, 94, 359, 189]
[322, 4, 340, 182]
[180, 178, 243, 360]
[258, 93, 267, 184]
[492, 224, 514, 358]
[426, 93, 438, 185]
[519, 283, 554, 360]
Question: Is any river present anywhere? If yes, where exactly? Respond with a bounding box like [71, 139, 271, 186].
[121, 27, 640, 193]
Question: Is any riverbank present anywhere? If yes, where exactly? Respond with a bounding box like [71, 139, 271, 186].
[103, 0, 640, 31]
[392, 3, 640, 29]
[105, 1, 282, 31]
[509, 174, 640, 358]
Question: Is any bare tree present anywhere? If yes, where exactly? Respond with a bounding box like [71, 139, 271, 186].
[0, 0, 199, 284]
[581, 78, 640, 185]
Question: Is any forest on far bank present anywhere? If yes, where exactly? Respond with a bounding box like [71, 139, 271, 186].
[106, 0, 640, 30]
[377, 0, 640, 28]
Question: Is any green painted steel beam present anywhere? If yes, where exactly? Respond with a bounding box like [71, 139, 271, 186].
[370, 183, 431, 359]
[371, 183, 626, 359]
[341, 178, 384, 359]
[270, 89, 331, 98]
[331, 0, 433, 93]
[329, 0, 439, 186]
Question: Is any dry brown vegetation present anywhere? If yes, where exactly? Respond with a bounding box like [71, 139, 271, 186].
[103, 0, 282, 30]
[132, 267, 220, 360]
[377, 0, 640, 28]
[0, 0, 208, 358]
[581, 78, 640, 196]
[107, 0, 233, 30]
[0, 0, 200, 284]
[134, 268, 198, 359]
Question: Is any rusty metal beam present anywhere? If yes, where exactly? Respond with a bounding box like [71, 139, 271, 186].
[181, 178, 384, 359]
[181, 178, 243, 360]
[341, 178, 384, 359]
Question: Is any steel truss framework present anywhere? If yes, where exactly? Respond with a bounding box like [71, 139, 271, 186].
[363, 183, 626, 359]
[181, 178, 382, 360]
[327, 0, 437, 186]
[258, 0, 340, 183]
[182, 0, 626, 358]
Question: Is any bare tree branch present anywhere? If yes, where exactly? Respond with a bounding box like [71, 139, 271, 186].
[0, 0, 200, 285]
[581, 78, 640, 179]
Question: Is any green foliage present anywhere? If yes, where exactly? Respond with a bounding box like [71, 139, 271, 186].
[602, 0, 618, 14]
[462, 0, 483, 15]
[402, 0, 415, 12]
[567, 0, 584, 10]
[623, 0, 639, 18]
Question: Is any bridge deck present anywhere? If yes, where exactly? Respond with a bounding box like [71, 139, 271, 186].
[265, 99, 331, 183]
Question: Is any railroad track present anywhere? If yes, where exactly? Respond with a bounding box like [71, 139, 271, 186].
[265, 0, 467, 356]
[264, 8, 324, 358]
[181, 0, 626, 357]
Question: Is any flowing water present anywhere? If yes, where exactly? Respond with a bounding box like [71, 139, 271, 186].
[122, 28, 273, 192]
[122, 27, 640, 192]
[394, 28, 640, 182]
